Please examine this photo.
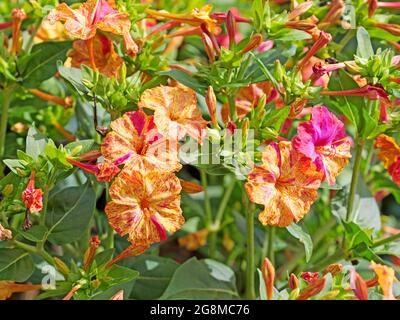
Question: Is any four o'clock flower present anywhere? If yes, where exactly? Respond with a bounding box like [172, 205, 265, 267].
[370, 261, 396, 300]
[101, 109, 182, 173]
[22, 171, 43, 214]
[48, 0, 138, 70]
[293, 106, 352, 185]
[0, 281, 42, 300]
[105, 166, 184, 248]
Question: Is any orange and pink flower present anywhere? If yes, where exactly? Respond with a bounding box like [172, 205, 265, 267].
[245, 141, 323, 227]
[138, 86, 208, 144]
[375, 134, 400, 187]
[105, 167, 184, 247]
[293, 106, 352, 185]
[101, 110, 182, 172]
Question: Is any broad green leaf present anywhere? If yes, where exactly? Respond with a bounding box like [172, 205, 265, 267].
[90, 265, 139, 300]
[0, 248, 34, 282]
[3, 159, 25, 174]
[65, 139, 97, 156]
[58, 63, 89, 95]
[121, 254, 179, 300]
[26, 126, 48, 161]
[158, 70, 207, 94]
[286, 223, 313, 262]
[20, 225, 48, 243]
[160, 258, 239, 300]
[46, 182, 96, 245]
[356, 27, 374, 59]
[22, 41, 72, 88]
[273, 29, 312, 41]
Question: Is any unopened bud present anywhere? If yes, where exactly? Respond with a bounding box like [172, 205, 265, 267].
[350, 270, 369, 300]
[180, 180, 204, 193]
[54, 257, 70, 275]
[206, 86, 218, 127]
[3, 184, 13, 197]
[262, 257, 275, 300]
[110, 290, 124, 300]
[226, 10, 236, 49]
[289, 273, 299, 290]
[273, 60, 285, 82]
[240, 33, 263, 54]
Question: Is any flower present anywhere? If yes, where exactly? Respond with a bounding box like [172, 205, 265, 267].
[69, 34, 123, 77]
[245, 141, 323, 227]
[370, 261, 396, 300]
[0, 223, 12, 241]
[0, 281, 42, 300]
[138, 86, 208, 144]
[101, 110, 182, 172]
[178, 228, 209, 251]
[350, 270, 369, 300]
[375, 134, 400, 187]
[301, 271, 320, 283]
[47, 0, 137, 56]
[293, 106, 352, 185]
[22, 171, 43, 214]
[105, 167, 184, 247]
[68, 152, 131, 182]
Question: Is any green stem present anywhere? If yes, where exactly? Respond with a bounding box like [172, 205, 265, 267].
[200, 169, 212, 228]
[245, 202, 255, 300]
[104, 182, 114, 249]
[14, 240, 55, 265]
[228, 94, 238, 122]
[346, 139, 365, 222]
[372, 233, 400, 248]
[209, 180, 236, 258]
[267, 226, 275, 266]
[39, 188, 49, 225]
[0, 86, 13, 161]
[337, 29, 355, 55]
[25, 20, 41, 52]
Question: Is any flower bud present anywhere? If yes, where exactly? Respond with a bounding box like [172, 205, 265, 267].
[226, 10, 236, 49]
[2, 184, 13, 197]
[111, 290, 124, 300]
[240, 33, 263, 54]
[289, 273, 299, 290]
[180, 180, 204, 193]
[350, 270, 369, 300]
[54, 257, 70, 275]
[206, 86, 218, 127]
[262, 257, 275, 300]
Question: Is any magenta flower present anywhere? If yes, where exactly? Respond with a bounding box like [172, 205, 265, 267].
[293, 106, 352, 185]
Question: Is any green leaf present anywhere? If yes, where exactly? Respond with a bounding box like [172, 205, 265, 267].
[158, 70, 207, 94]
[257, 269, 267, 300]
[46, 182, 96, 245]
[121, 254, 179, 300]
[3, 159, 25, 174]
[160, 258, 239, 300]
[286, 223, 313, 262]
[0, 248, 34, 282]
[22, 41, 72, 88]
[65, 139, 97, 156]
[20, 225, 48, 242]
[90, 265, 139, 300]
[274, 29, 312, 41]
[58, 63, 89, 95]
[342, 221, 373, 249]
[26, 126, 48, 161]
[356, 27, 374, 59]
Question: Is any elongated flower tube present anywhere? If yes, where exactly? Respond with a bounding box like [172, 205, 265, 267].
[240, 33, 263, 54]
[106, 244, 150, 268]
[0, 281, 42, 300]
[29, 89, 73, 108]
[321, 85, 390, 104]
[0, 21, 12, 30]
[369, 0, 400, 17]
[180, 179, 204, 193]
[83, 235, 101, 271]
[67, 152, 132, 182]
[206, 86, 218, 127]
[11, 8, 27, 55]
[374, 23, 400, 37]
[298, 31, 332, 70]
[318, 0, 345, 29]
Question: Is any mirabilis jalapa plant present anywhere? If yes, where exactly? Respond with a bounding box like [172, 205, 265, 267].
[0, 0, 400, 301]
